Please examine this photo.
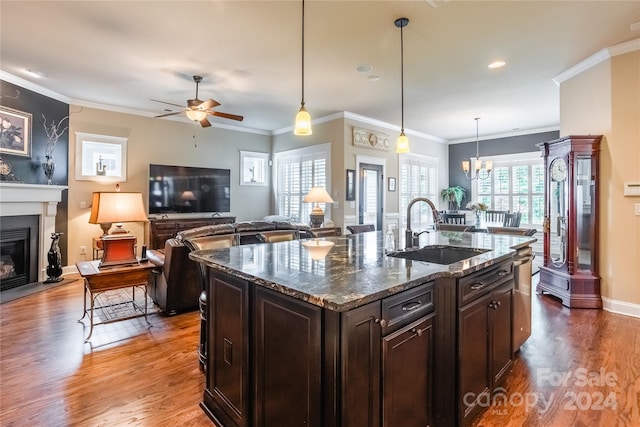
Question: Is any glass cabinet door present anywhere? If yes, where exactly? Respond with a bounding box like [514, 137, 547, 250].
[575, 156, 593, 270]
[549, 176, 568, 266]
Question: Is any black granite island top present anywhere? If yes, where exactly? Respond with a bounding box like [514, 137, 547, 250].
[189, 230, 536, 312]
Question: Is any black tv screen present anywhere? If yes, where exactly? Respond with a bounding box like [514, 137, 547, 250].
[148, 164, 231, 214]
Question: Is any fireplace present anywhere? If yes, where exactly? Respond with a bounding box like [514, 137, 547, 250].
[0, 183, 67, 284]
[0, 215, 39, 291]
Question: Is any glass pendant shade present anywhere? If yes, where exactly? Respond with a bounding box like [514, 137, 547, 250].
[396, 131, 410, 153]
[185, 109, 207, 122]
[294, 105, 312, 135]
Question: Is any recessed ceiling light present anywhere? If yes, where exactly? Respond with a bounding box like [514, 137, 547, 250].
[24, 69, 44, 78]
[368, 75, 380, 82]
[356, 64, 373, 73]
[488, 61, 506, 69]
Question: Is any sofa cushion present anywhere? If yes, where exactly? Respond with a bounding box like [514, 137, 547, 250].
[234, 221, 276, 233]
[177, 223, 236, 241]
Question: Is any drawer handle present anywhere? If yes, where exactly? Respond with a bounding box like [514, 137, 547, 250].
[470, 282, 486, 290]
[498, 269, 510, 276]
[402, 301, 422, 311]
[411, 327, 424, 337]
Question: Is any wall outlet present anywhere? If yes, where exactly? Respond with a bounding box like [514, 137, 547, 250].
[80, 201, 87, 209]
[635, 203, 640, 216]
[80, 246, 87, 255]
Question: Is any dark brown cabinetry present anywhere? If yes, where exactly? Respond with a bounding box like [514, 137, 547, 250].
[203, 269, 435, 427]
[454, 260, 514, 427]
[537, 135, 601, 308]
[149, 216, 235, 249]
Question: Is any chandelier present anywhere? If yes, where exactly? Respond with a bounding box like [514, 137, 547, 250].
[462, 117, 493, 180]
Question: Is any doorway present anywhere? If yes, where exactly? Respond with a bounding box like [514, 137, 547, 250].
[358, 163, 383, 230]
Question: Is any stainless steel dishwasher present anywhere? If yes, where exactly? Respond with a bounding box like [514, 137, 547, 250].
[512, 246, 535, 352]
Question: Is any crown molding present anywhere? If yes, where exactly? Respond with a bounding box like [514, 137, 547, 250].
[0, 71, 70, 103]
[553, 38, 640, 85]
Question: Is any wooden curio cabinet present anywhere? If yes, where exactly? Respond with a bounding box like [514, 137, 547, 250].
[536, 135, 602, 308]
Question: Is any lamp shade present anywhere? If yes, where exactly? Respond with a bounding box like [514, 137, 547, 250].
[89, 192, 148, 225]
[302, 240, 334, 260]
[396, 132, 410, 154]
[303, 187, 334, 204]
[294, 105, 312, 135]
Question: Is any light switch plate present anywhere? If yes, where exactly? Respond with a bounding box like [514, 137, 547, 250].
[635, 203, 640, 216]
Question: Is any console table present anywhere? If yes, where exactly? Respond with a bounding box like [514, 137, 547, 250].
[148, 216, 236, 249]
[77, 260, 155, 342]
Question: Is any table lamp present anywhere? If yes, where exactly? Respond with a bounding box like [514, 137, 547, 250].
[89, 191, 148, 268]
[303, 187, 334, 228]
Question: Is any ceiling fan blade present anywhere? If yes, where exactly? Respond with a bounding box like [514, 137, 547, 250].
[154, 111, 182, 118]
[199, 117, 212, 128]
[210, 111, 244, 122]
[199, 99, 221, 110]
[150, 99, 186, 109]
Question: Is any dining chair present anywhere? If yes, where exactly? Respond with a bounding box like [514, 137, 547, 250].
[487, 226, 536, 236]
[503, 212, 522, 228]
[346, 224, 376, 234]
[436, 223, 476, 232]
[484, 210, 509, 224]
[257, 230, 300, 243]
[441, 213, 467, 224]
[310, 227, 341, 237]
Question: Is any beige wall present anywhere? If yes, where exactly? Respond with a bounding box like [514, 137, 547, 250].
[272, 115, 449, 231]
[560, 49, 640, 307]
[67, 107, 271, 265]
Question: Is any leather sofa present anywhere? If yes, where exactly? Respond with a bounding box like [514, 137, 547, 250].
[146, 221, 312, 315]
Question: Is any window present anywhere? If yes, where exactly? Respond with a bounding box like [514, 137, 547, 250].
[473, 152, 544, 227]
[399, 154, 439, 231]
[274, 143, 331, 223]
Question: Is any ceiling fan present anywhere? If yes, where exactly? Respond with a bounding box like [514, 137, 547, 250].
[152, 75, 244, 128]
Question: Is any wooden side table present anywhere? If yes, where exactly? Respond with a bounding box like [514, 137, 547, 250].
[76, 260, 154, 342]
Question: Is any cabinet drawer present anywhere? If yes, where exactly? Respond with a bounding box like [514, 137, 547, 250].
[381, 282, 434, 335]
[459, 260, 513, 306]
[153, 221, 177, 230]
[177, 220, 213, 230]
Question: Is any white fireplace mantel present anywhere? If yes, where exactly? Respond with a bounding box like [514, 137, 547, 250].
[0, 183, 68, 282]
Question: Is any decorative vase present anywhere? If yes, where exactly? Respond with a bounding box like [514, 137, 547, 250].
[42, 155, 55, 185]
[475, 210, 482, 226]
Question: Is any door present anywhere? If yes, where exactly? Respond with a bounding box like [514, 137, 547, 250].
[359, 163, 383, 230]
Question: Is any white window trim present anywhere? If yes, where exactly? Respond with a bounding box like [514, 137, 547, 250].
[470, 151, 542, 200]
[274, 142, 332, 221]
[399, 153, 439, 229]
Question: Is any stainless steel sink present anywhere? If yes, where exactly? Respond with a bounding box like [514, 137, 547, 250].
[386, 245, 490, 264]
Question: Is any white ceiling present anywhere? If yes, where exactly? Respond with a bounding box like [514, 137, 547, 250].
[1, 1, 638, 143]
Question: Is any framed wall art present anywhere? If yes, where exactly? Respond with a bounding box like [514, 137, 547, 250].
[0, 106, 32, 157]
[75, 132, 128, 182]
[346, 169, 356, 201]
[240, 151, 268, 186]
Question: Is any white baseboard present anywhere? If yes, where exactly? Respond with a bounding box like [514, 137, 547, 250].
[602, 296, 640, 318]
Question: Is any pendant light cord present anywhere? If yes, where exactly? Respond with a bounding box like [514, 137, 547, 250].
[475, 117, 480, 158]
[400, 21, 404, 132]
[301, 0, 305, 106]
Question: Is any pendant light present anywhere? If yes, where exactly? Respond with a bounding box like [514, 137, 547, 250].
[462, 117, 493, 180]
[395, 17, 410, 153]
[294, 0, 312, 135]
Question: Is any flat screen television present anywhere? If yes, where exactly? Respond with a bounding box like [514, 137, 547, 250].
[148, 164, 230, 214]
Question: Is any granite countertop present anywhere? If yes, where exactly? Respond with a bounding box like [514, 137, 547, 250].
[189, 231, 537, 312]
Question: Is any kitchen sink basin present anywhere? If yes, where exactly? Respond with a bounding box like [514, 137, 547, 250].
[386, 245, 490, 264]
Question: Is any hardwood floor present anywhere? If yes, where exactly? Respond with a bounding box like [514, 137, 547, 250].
[1, 274, 638, 426]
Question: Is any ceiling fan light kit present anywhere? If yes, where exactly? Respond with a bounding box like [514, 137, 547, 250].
[395, 17, 410, 154]
[153, 75, 243, 128]
[294, 0, 312, 136]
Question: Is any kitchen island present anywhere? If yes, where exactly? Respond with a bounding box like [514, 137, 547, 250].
[190, 230, 536, 427]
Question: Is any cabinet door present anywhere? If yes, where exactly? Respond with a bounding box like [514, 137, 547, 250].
[254, 287, 322, 427]
[491, 283, 513, 388]
[458, 293, 491, 426]
[382, 314, 434, 427]
[341, 301, 381, 427]
[207, 273, 249, 427]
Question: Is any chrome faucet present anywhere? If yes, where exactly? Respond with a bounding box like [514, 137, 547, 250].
[405, 197, 441, 248]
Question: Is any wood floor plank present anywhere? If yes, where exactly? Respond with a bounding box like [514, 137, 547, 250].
[1, 274, 638, 426]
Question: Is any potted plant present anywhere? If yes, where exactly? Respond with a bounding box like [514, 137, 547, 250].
[440, 186, 466, 212]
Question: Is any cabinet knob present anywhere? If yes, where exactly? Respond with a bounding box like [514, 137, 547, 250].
[374, 318, 387, 328]
[411, 327, 424, 337]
